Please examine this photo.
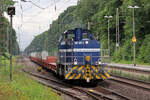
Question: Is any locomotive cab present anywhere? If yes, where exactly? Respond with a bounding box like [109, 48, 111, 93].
[57, 28, 110, 83]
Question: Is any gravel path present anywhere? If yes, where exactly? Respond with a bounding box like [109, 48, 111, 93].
[100, 80, 150, 100]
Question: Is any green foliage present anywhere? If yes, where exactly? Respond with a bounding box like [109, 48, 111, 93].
[138, 34, 150, 63]
[0, 58, 61, 100]
[25, 32, 48, 53]
[25, 0, 150, 64]
[0, 0, 20, 55]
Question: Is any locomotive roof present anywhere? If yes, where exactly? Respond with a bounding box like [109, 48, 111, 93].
[64, 29, 91, 35]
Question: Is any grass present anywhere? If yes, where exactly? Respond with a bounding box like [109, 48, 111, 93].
[0, 56, 62, 100]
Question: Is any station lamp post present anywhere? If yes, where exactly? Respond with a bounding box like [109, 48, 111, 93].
[104, 15, 113, 63]
[128, 6, 139, 66]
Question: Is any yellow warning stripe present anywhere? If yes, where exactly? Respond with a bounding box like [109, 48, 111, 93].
[100, 74, 106, 80]
[78, 66, 84, 71]
[68, 74, 76, 79]
[95, 74, 101, 79]
[65, 72, 71, 79]
[91, 66, 95, 70]
[105, 71, 110, 78]
[73, 66, 78, 70]
[75, 74, 81, 79]
[91, 66, 98, 73]
[82, 70, 85, 73]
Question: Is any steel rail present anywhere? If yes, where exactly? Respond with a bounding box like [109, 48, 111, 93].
[22, 68, 131, 100]
[87, 86, 131, 100]
[110, 75, 150, 91]
[22, 69, 87, 100]
[22, 69, 102, 100]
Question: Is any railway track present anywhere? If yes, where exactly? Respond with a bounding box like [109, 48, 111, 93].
[22, 69, 90, 100]
[22, 68, 130, 100]
[110, 75, 150, 92]
[81, 86, 131, 100]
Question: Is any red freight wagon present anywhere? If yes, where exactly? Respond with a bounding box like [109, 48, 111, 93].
[46, 56, 56, 63]
[30, 55, 57, 73]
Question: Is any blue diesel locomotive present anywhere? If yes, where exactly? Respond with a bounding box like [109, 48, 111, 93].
[57, 28, 110, 83]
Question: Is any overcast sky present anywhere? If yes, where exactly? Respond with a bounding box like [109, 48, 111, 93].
[5, 0, 78, 51]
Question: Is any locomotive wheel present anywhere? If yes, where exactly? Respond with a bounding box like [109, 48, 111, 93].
[59, 67, 62, 76]
[61, 66, 65, 79]
[56, 65, 64, 79]
[59, 66, 65, 79]
[56, 66, 60, 77]
[90, 80, 98, 87]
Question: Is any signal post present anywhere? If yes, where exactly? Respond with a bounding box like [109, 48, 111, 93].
[7, 6, 15, 81]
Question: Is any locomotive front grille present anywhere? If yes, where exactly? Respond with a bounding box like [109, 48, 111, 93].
[83, 65, 92, 82]
[64, 65, 110, 81]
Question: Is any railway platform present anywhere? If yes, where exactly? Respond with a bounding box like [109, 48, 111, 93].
[106, 63, 150, 72]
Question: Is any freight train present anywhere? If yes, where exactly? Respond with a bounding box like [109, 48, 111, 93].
[30, 28, 110, 84]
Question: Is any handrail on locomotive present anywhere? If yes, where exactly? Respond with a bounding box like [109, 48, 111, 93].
[58, 49, 110, 65]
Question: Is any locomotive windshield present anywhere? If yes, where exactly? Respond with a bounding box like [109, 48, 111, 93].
[82, 32, 96, 40]
[59, 28, 97, 43]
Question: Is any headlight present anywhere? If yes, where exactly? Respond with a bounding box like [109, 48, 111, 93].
[74, 59, 77, 65]
[98, 58, 101, 65]
[85, 41, 88, 44]
[74, 62, 77, 65]
[85, 56, 91, 61]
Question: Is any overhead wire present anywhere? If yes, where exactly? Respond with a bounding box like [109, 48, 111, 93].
[28, 1, 45, 9]
[22, 0, 77, 33]
[47, 0, 73, 27]
[21, 0, 62, 25]
[20, 2, 23, 26]
[54, 0, 57, 11]
[17, 0, 78, 50]
[51, 0, 76, 20]
[14, 0, 77, 27]
[17, 0, 77, 32]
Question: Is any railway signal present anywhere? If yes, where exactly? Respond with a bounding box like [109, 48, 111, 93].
[7, 6, 15, 81]
[7, 7, 15, 15]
